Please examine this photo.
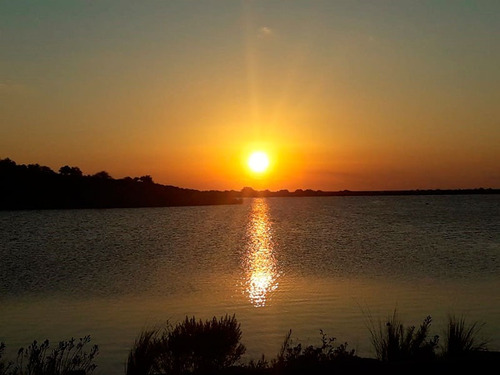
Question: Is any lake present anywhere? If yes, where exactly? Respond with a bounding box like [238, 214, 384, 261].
[1, 195, 499, 374]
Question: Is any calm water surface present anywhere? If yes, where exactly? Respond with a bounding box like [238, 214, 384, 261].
[1, 196, 499, 373]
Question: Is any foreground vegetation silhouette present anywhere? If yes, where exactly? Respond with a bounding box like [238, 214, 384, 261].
[0, 336, 98, 375]
[126, 312, 498, 374]
[367, 311, 439, 362]
[442, 314, 488, 359]
[1, 313, 498, 375]
[126, 315, 245, 375]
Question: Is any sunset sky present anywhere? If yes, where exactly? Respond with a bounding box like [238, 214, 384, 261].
[1, 1, 499, 191]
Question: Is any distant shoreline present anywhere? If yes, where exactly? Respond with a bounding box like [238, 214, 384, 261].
[1, 158, 498, 210]
[240, 187, 500, 198]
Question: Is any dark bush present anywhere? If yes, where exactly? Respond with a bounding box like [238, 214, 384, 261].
[0, 343, 13, 375]
[273, 329, 356, 370]
[368, 310, 439, 362]
[0, 336, 98, 375]
[127, 315, 246, 375]
[126, 329, 161, 375]
[442, 315, 487, 358]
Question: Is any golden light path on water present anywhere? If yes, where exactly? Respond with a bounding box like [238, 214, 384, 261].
[243, 198, 279, 307]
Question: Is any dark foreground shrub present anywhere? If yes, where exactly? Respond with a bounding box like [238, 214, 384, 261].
[442, 315, 487, 358]
[0, 336, 98, 375]
[368, 310, 438, 362]
[0, 343, 13, 375]
[257, 329, 357, 374]
[274, 329, 356, 367]
[127, 314, 246, 375]
[126, 329, 161, 375]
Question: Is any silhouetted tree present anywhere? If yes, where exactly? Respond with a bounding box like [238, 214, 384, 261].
[139, 175, 154, 184]
[241, 187, 257, 197]
[0, 158, 16, 169]
[27, 163, 55, 175]
[59, 165, 83, 177]
[92, 171, 112, 179]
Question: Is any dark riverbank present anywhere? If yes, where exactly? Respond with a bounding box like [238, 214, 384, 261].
[240, 186, 500, 198]
[0, 158, 241, 210]
[1, 158, 498, 210]
[221, 351, 500, 375]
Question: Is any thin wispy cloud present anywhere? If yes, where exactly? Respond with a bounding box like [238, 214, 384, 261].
[258, 26, 274, 39]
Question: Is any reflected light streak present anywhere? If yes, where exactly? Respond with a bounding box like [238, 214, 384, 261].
[243, 198, 279, 307]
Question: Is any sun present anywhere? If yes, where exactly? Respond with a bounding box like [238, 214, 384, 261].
[248, 151, 270, 173]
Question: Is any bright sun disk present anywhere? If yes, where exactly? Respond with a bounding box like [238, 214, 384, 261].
[248, 151, 270, 173]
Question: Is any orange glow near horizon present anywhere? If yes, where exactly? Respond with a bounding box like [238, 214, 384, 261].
[1, 2, 499, 191]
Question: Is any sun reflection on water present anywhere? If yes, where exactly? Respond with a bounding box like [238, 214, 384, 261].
[243, 198, 279, 307]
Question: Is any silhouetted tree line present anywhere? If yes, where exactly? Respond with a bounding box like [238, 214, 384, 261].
[240, 186, 500, 198]
[0, 158, 240, 210]
[1, 158, 497, 210]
